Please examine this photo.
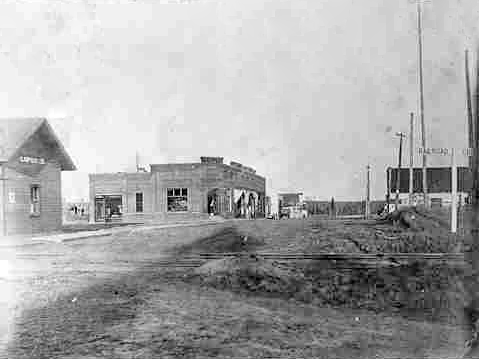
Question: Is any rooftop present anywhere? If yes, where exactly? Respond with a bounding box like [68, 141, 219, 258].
[0, 117, 76, 171]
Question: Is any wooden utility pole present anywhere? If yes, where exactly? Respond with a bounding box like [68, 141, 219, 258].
[466, 49, 474, 171]
[417, 0, 428, 207]
[409, 113, 414, 205]
[365, 164, 371, 219]
[395, 132, 406, 211]
[461, 46, 479, 358]
[474, 47, 479, 206]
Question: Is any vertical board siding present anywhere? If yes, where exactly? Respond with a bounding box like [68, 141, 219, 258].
[5, 161, 62, 235]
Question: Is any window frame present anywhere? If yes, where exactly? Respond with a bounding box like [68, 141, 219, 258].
[135, 192, 144, 213]
[30, 184, 41, 217]
[166, 187, 189, 212]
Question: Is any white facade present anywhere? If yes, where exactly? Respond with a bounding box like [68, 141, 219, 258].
[388, 192, 469, 207]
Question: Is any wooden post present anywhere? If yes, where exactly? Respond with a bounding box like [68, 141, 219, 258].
[451, 148, 457, 234]
[460, 46, 479, 357]
[409, 113, 414, 205]
[366, 164, 371, 219]
[474, 46, 479, 206]
[466, 49, 474, 171]
[386, 167, 391, 209]
[417, 0, 428, 207]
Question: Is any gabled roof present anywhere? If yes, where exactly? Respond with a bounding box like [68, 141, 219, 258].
[0, 117, 76, 171]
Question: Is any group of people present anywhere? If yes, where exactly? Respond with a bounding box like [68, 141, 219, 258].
[208, 190, 259, 219]
[70, 205, 86, 217]
[236, 192, 257, 219]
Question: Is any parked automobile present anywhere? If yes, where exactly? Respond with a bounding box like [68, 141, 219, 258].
[279, 205, 308, 219]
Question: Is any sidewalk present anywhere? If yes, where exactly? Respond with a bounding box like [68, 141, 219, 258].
[0, 217, 228, 247]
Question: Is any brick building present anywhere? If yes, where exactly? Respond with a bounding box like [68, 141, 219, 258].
[89, 157, 266, 223]
[0, 118, 76, 235]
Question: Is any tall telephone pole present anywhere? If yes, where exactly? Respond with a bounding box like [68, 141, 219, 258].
[466, 49, 474, 171]
[461, 47, 479, 357]
[395, 132, 406, 210]
[409, 113, 414, 205]
[417, 0, 428, 207]
[474, 47, 479, 206]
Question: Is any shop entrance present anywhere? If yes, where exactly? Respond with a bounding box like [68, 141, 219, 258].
[207, 189, 218, 215]
[94, 195, 122, 222]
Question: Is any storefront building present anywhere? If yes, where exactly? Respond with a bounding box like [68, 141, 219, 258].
[0, 118, 76, 236]
[89, 157, 266, 223]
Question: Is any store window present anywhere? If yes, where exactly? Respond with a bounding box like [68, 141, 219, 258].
[167, 188, 188, 212]
[136, 192, 143, 213]
[30, 185, 40, 215]
[431, 198, 442, 208]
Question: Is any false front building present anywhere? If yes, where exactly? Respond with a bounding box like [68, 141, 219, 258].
[89, 157, 266, 223]
[0, 118, 76, 236]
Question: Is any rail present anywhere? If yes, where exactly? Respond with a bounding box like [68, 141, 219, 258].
[6, 252, 467, 269]
[151, 252, 467, 268]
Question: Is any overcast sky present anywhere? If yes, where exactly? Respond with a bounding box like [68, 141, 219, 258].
[1, 0, 479, 203]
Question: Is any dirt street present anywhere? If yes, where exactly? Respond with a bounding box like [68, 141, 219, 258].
[0, 218, 468, 358]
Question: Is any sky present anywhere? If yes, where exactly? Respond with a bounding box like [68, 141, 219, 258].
[0, 0, 479, 204]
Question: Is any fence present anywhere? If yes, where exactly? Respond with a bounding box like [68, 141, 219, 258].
[304, 201, 386, 216]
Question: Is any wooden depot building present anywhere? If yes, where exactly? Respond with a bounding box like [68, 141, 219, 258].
[0, 118, 76, 236]
[89, 156, 267, 223]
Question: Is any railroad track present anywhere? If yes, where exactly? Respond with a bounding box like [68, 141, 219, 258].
[4, 252, 467, 269]
[151, 252, 468, 268]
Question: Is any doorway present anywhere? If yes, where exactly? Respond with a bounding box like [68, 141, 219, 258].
[94, 195, 122, 222]
[207, 190, 217, 215]
[94, 196, 105, 222]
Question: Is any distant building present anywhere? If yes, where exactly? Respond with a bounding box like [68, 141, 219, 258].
[386, 166, 471, 207]
[0, 118, 76, 235]
[89, 156, 266, 223]
[278, 193, 303, 209]
[63, 200, 90, 222]
[277, 192, 306, 219]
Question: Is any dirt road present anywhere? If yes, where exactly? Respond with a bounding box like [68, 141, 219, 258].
[0, 219, 468, 358]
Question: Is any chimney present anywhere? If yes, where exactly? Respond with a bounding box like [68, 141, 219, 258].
[200, 157, 224, 164]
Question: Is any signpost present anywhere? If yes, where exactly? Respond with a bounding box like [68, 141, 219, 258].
[417, 147, 472, 233]
[451, 149, 457, 233]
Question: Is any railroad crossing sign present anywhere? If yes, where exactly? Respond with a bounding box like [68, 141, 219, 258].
[418, 147, 473, 156]
[415, 147, 464, 234]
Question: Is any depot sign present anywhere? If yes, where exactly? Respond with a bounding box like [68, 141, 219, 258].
[418, 147, 473, 156]
[19, 156, 46, 165]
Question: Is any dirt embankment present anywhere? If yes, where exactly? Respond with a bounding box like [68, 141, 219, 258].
[180, 216, 469, 325]
[333, 207, 463, 253]
[173, 227, 265, 254]
[186, 256, 466, 325]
